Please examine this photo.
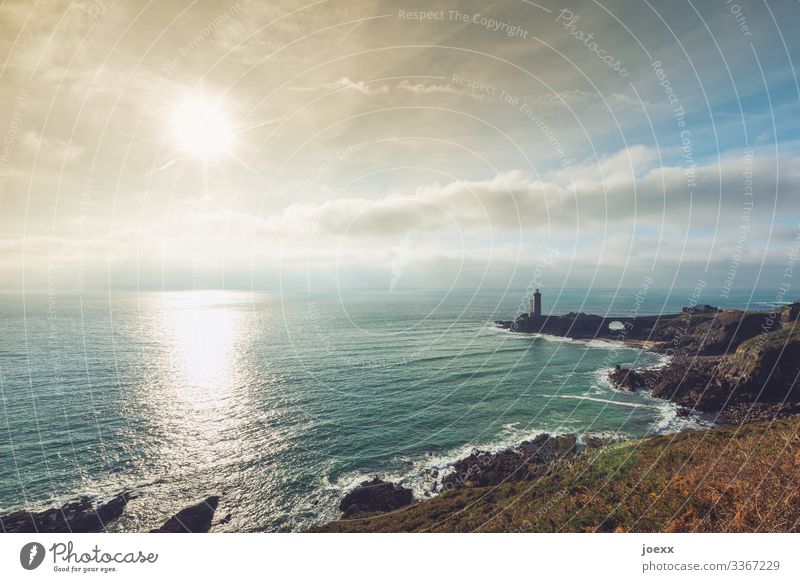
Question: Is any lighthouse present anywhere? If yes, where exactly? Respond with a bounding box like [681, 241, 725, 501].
[529, 288, 542, 318]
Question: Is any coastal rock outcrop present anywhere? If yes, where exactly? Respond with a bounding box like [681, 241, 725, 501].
[151, 496, 220, 533]
[501, 305, 783, 358]
[0, 490, 134, 533]
[518, 433, 578, 462]
[441, 434, 578, 490]
[716, 327, 800, 401]
[339, 478, 413, 518]
[608, 365, 652, 391]
[645, 310, 766, 355]
[612, 326, 800, 422]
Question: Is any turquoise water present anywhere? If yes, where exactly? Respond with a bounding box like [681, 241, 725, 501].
[0, 288, 781, 531]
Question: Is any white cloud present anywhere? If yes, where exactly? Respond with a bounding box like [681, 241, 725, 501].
[263, 147, 797, 240]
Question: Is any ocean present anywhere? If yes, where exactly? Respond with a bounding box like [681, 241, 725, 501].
[0, 288, 783, 531]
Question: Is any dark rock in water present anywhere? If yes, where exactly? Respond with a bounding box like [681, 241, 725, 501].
[675, 407, 692, 418]
[441, 434, 578, 490]
[151, 496, 220, 533]
[608, 366, 650, 391]
[0, 490, 134, 533]
[217, 513, 232, 526]
[339, 477, 413, 518]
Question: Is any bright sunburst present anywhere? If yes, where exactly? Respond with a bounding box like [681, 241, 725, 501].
[171, 96, 233, 159]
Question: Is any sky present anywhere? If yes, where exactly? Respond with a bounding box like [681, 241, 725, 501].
[1, 0, 799, 298]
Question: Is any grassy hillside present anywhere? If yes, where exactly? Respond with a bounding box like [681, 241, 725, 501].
[313, 416, 800, 532]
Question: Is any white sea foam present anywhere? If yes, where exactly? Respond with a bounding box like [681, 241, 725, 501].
[533, 333, 575, 343]
[647, 397, 715, 435]
[584, 338, 627, 349]
[483, 323, 541, 340]
[331, 327, 688, 506]
[645, 352, 673, 370]
[484, 321, 513, 333]
[343, 417, 639, 501]
[541, 394, 651, 409]
[592, 366, 616, 389]
[342, 422, 573, 500]
[336, 394, 701, 504]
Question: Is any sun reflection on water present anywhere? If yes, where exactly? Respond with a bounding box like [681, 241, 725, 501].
[147, 291, 251, 479]
[163, 291, 241, 405]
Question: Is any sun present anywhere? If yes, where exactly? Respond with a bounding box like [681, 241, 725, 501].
[171, 97, 233, 159]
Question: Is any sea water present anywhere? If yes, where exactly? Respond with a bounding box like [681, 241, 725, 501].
[0, 288, 782, 531]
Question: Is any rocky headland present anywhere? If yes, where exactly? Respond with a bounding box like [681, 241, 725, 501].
[498, 301, 800, 424]
[318, 301, 800, 532]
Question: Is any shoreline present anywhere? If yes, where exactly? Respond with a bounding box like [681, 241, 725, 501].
[5, 303, 799, 533]
[313, 414, 800, 532]
[497, 303, 800, 422]
[321, 318, 721, 523]
[319, 303, 800, 529]
[588, 336, 664, 351]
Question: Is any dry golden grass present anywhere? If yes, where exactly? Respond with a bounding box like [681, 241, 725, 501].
[312, 416, 800, 533]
